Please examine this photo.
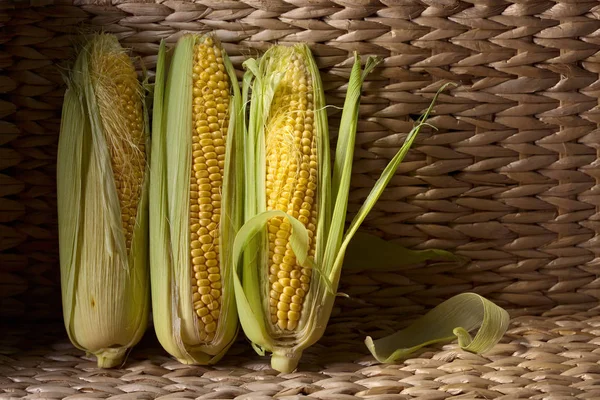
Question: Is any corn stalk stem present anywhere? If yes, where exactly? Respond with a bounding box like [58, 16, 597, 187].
[271, 349, 303, 373]
[96, 348, 128, 368]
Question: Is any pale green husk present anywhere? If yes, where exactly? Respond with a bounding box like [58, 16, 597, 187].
[234, 46, 509, 372]
[149, 34, 242, 364]
[344, 231, 461, 271]
[365, 292, 510, 363]
[57, 34, 150, 368]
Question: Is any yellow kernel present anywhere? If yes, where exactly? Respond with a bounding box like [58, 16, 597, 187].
[199, 286, 211, 295]
[272, 282, 283, 293]
[287, 320, 298, 330]
[200, 234, 212, 244]
[198, 279, 210, 287]
[196, 307, 209, 317]
[279, 293, 291, 304]
[278, 278, 290, 287]
[206, 259, 218, 267]
[277, 310, 287, 320]
[288, 311, 300, 321]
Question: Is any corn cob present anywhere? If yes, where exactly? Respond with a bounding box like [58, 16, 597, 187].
[150, 34, 242, 364]
[263, 53, 319, 332]
[234, 45, 331, 372]
[234, 45, 441, 372]
[57, 34, 149, 368]
[234, 45, 508, 372]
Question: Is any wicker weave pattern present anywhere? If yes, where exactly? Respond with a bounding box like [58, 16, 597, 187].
[1, 308, 600, 399]
[0, 0, 599, 319]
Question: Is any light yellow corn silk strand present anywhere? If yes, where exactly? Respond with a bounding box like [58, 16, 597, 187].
[90, 40, 146, 252]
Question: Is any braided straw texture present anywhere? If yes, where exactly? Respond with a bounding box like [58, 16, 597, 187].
[2, 0, 600, 319]
[1, 0, 600, 398]
[1, 307, 600, 399]
[0, 0, 599, 334]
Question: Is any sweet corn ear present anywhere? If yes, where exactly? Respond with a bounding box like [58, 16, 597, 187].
[57, 34, 149, 368]
[264, 54, 318, 332]
[233, 44, 332, 373]
[150, 34, 242, 364]
[235, 45, 458, 373]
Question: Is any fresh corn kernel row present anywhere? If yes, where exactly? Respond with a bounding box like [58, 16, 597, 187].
[91, 48, 146, 251]
[265, 53, 318, 331]
[189, 38, 230, 341]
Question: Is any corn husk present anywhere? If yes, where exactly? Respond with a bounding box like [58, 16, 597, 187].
[149, 34, 243, 364]
[57, 34, 150, 368]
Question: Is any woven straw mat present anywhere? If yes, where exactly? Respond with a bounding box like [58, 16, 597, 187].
[1, 0, 600, 399]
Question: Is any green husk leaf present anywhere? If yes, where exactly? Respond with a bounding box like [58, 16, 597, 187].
[58, 59, 86, 355]
[365, 293, 510, 363]
[149, 38, 182, 360]
[330, 84, 454, 283]
[239, 56, 266, 341]
[322, 54, 380, 283]
[343, 231, 460, 271]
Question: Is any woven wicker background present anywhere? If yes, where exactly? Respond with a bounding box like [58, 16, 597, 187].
[1, 0, 600, 322]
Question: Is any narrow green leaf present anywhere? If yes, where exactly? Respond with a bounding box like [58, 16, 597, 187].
[298, 45, 332, 270]
[240, 56, 264, 333]
[331, 54, 380, 203]
[332, 84, 453, 282]
[232, 265, 271, 352]
[323, 53, 380, 282]
[365, 293, 510, 363]
[343, 231, 460, 271]
[234, 211, 310, 282]
[163, 35, 196, 348]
